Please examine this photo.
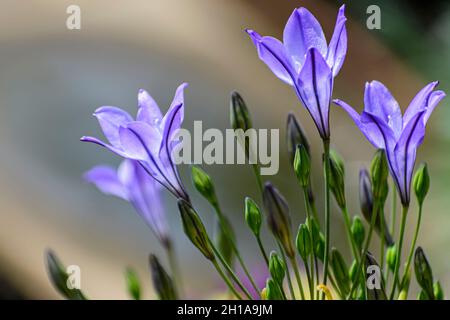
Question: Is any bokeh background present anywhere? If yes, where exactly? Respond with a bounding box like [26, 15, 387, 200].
[0, 0, 448, 299]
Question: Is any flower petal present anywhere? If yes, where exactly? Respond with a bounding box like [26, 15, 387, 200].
[296, 47, 332, 138]
[93, 106, 133, 148]
[283, 7, 327, 70]
[403, 82, 438, 126]
[326, 5, 347, 77]
[119, 121, 162, 161]
[246, 29, 296, 86]
[80, 136, 128, 158]
[423, 90, 446, 124]
[84, 165, 128, 200]
[364, 81, 402, 138]
[137, 89, 163, 126]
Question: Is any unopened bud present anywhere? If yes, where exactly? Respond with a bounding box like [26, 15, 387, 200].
[351, 216, 365, 250]
[370, 149, 389, 202]
[386, 245, 397, 272]
[124, 267, 141, 300]
[191, 166, 218, 207]
[328, 149, 346, 209]
[245, 197, 262, 237]
[330, 247, 351, 296]
[295, 223, 311, 261]
[265, 278, 284, 300]
[269, 251, 286, 286]
[149, 254, 178, 300]
[413, 163, 430, 206]
[434, 281, 444, 300]
[414, 246, 435, 299]
[294, 145, 310, 188]
[286, 113, 310, 164]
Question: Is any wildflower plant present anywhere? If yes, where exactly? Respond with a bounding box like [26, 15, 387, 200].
[45, 4, 446, 301]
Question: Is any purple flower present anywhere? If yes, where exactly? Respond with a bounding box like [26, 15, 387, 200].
[334, 81, 445, 205]
[246, 5, 347, 139]
[84, 159, 170, 247]
[81, 83, 190, 201]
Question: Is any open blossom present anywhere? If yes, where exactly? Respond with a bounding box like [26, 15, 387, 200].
[246, 5, 347, 139]
[81, 83, 189, 201]
[84, 160, 170, 247]
[334, 81, 445, 205]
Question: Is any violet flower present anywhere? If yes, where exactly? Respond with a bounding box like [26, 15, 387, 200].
[84, 160, 170, 247]
[81, 83, 190, 201]
[246, 5, 347, 139]
[334, 81, 445, 206]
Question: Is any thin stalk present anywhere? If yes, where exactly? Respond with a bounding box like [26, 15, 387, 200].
[348, 201, 379, 298]
[211, 259, 243, 300]
[342, 207, 360, 260]
[302, 188, 316, 300]
[165, 241, 184, 297]
[389, 205, 409, 299]
[290, 257, 306, 300]
[379, 208, 386, 274]
[210, 240, 253, 300]
[322, 139, 331, 298]
[252, 164, 264, 195]
[303, 257, 314, 299]
[256, 236, 270, 267]
[278, 243, 296, 299]
[390, 182, 398, 236]
[400, 203, 422, 294]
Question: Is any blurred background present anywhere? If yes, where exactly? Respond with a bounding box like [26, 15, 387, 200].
[0, 0, 449, 299]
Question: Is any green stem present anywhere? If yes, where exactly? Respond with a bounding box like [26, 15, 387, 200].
[290, 257, 306, 300]
[165, 241, 183, 298]
[211, 259, 243, 300]
[342, 207, 360, 261]
[390, 182, 398, 236]
[256, 236, 270, 267]
[322, 139, 331, 299]
[389, 205, 409, 299]
[399, 203, 422, 295]
[210, 239, 253, 300]
[278, 243, 296, 299]
[348, 201, 379, 299]
[303, 257, 314, 299]
[379, 208, 386, 275]
[302, 188, 316, 300]
[252, 164, 264, 195]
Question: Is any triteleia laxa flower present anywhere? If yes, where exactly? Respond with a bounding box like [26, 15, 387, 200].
[81, 83, 190, 201]
[84, 159, 170, 247]
[334, 81, 445, 206]
[246, 5, 347, 139]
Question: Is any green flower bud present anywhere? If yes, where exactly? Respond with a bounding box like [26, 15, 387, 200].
[315, 233, 326, 262]
[349, 260, 358, 283]
[418, 290, 428, 300]
[306, 217, 324, 261]
[230, 91, 252, 131]
[414, 246, 435, 299]
[178, 199, 215, 261]
[244, 197, 262, 237]
[191, 166, 218, 207]
[295, 224, 311, 261]
[370, 149, 389, 202]
[45, 249, 86, 300]
[364, 251, 387, 300]
[269, 251, 286, 286]
[263, 182, 295, 258]
[265, 278, 284, 300]
[149, 254, 178, 300]
[386, 245, 397, 273]
[215, 219, 235, 268]
[330, 247, 351, 296]
[398, 290, 407, 300]
[124, 267, 141, 300]
[328, 149, 346, 209]
[286, 113, 310, 164]
[294, 145, 311, 188]
[351, 216, 365, 250]
[413, 163, 430, 206]
[434, 281, 444, 300]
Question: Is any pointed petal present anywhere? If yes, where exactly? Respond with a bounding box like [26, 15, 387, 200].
[136, 89, 163, 126]
[393, 111, 426, 205]
[423, 90, 446, 124]
[93, 106, 133, 148]
[283, 7, 327, 70]
[326, 5, 347, 77]
[403, 82, 438, 126]
[246, 29, 296, 85]
[297, 47, 332, 138]
[80, 136, 128, 158]
[84, 165, 128, 200]
[118, 122, 162, 161]
[364, 81, 402, 138]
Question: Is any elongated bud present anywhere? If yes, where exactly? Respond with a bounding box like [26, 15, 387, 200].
[265, 278, 284, 300]
[245, 197, 262, 237]
[178, 199, 215, 261]
[230, 91, 252, 131]
[45, 249, 86, 300]
[286, 113, 310, 164]
[413, 163, 430, 206]
[263, 182, 295, 258]
[294, 145, 310, 188]
[215, 219, 235, 268]
[330, 247, 351, 296]
[364, 251, 387, 300]
[349, 260, 358, 283]
[360, 168, 395, 246]
[191, 166, 218, 207]
[398, 290, 407, 300]
[351, 216, 365, 250]
[269, 251, 286, 286]
[386, 245, 397, 272]
[306, 217, 325, 261]
[295, 224, 311, 261]
[124, 267, 141, 300]
[370, 149, 389, 202]
[149, 254, 178, 300]
[414, 246, 435, 299]
[328, 149, 346, 209]
[434, 281, 444, 300]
